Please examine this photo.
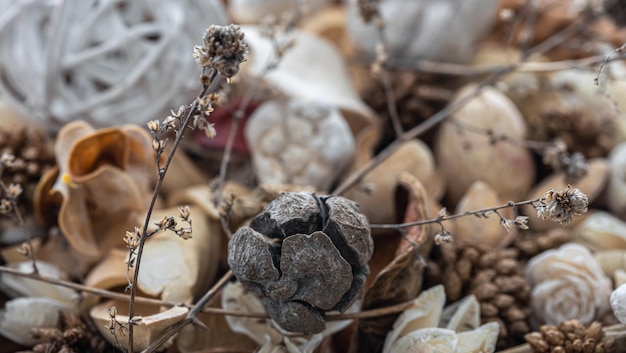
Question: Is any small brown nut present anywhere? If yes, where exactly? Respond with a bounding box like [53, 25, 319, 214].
[228, 192, 373, 334]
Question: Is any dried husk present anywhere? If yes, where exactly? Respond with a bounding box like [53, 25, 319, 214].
[0, 261, 77, 303]
[574, 211, 626, 252]
[33, 121, 156, 265]
[435, 84, 535, 205]
[343, 128, 442, 227]
[352, 173, 430, 353]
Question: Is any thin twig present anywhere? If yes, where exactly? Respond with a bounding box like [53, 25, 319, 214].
[128, 74, 222, 352]
[373, 22, 403, 137]
[0, 265, 179, 307]
[369, 199, 537, 229]
[141, 270, 234, 353]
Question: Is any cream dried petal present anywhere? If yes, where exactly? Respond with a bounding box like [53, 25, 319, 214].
[382, 285, 446, 353]
[439, 294, 480, 332]
[455, 322, 499, 353]
[388, 327, 457, 353]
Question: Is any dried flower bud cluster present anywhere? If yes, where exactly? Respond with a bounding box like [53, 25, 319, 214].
[536, 185, 589, 226]
[0, 125, 55, 187]
[26, 310, 109, 353]
[228, 192, 373, 334]
[193, 24, 248, 84]
[525, 320, 615, 353]
[542, 139, 588, 183]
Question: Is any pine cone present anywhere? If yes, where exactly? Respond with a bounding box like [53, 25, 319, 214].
[514, 228, 571, 261]
[26, 311, 109, 353]
[228, 192, 373, 334]
[525, 320, 615, 353]
[432, 242, 531, 349]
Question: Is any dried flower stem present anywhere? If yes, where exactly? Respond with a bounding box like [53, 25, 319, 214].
[332, 74, 506, 196]
[212, 6, 302, 237]
[333, 17, 587, 197]
[127, 74, 223, 352]
[369, 199, 537, 229]
[141, 270, 234, 353]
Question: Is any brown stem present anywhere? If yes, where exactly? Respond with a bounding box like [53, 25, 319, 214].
[369, 199, 537, 229]
[128, 74, 222, 352]
[141, 270, 233, 353]
[374, 23, 403, 137]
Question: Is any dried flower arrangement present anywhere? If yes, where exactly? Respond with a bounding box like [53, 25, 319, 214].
[2, 1, 626, 353]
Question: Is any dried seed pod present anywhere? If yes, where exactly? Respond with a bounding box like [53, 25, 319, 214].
[228, 192, 373, 334]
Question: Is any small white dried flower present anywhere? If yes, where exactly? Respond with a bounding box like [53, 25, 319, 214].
[178, 228, 192, 240]
[147, 120, 160, 133]
[6, 183, 22, 199]
[178, 205, 191, 221]
[500, 218, 513, 233]
[513, 216, 529, 230]
[129, 316, 143, 325]
[108, 306, 117, 318]
[156, 215, 177, 230]
[434, 232, 453, 246]
[0, 199, 12, 214]
[536, 185, 588, 226]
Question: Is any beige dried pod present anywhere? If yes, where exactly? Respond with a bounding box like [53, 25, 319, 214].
[615, 269, 626, 287]
[241, 25, 376, 137]
[574, 211, 626, 252]
[454, 181, 516, 249]
[86, 206, 217, 305]
[605, 141, 626, 218]
[0, 297, 76, 346]
[526, 243, 612, 325]
[90, 302, 188, 352]
[343, 129, 442, 226]
[594, 250, 626, 278]
[524, 159, 608, 232]
[245, 98, 355, 191]
[435, 85, 535, 205]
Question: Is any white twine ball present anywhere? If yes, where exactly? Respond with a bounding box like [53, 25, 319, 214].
[0, 0, 226, 131]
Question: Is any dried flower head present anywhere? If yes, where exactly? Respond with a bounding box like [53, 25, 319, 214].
[193, 24, 249, 83]
[356, 0, 381, 23]
[536, 185, 588, 226]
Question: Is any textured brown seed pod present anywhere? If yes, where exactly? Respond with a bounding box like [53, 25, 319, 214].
[228, 192, 373, 334]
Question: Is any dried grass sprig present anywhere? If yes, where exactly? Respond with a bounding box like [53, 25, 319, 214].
[126, 22, 248, 352]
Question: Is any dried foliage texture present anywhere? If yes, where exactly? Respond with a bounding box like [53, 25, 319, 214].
[427, 242, 531, 349]
[525, 319, 615, 353]
[228, 192, 373, 334]
[21, 311, 110, 353]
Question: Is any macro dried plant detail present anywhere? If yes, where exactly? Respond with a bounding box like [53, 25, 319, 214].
[228, 192, 373, 334]
[124, 23, 248, 352]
